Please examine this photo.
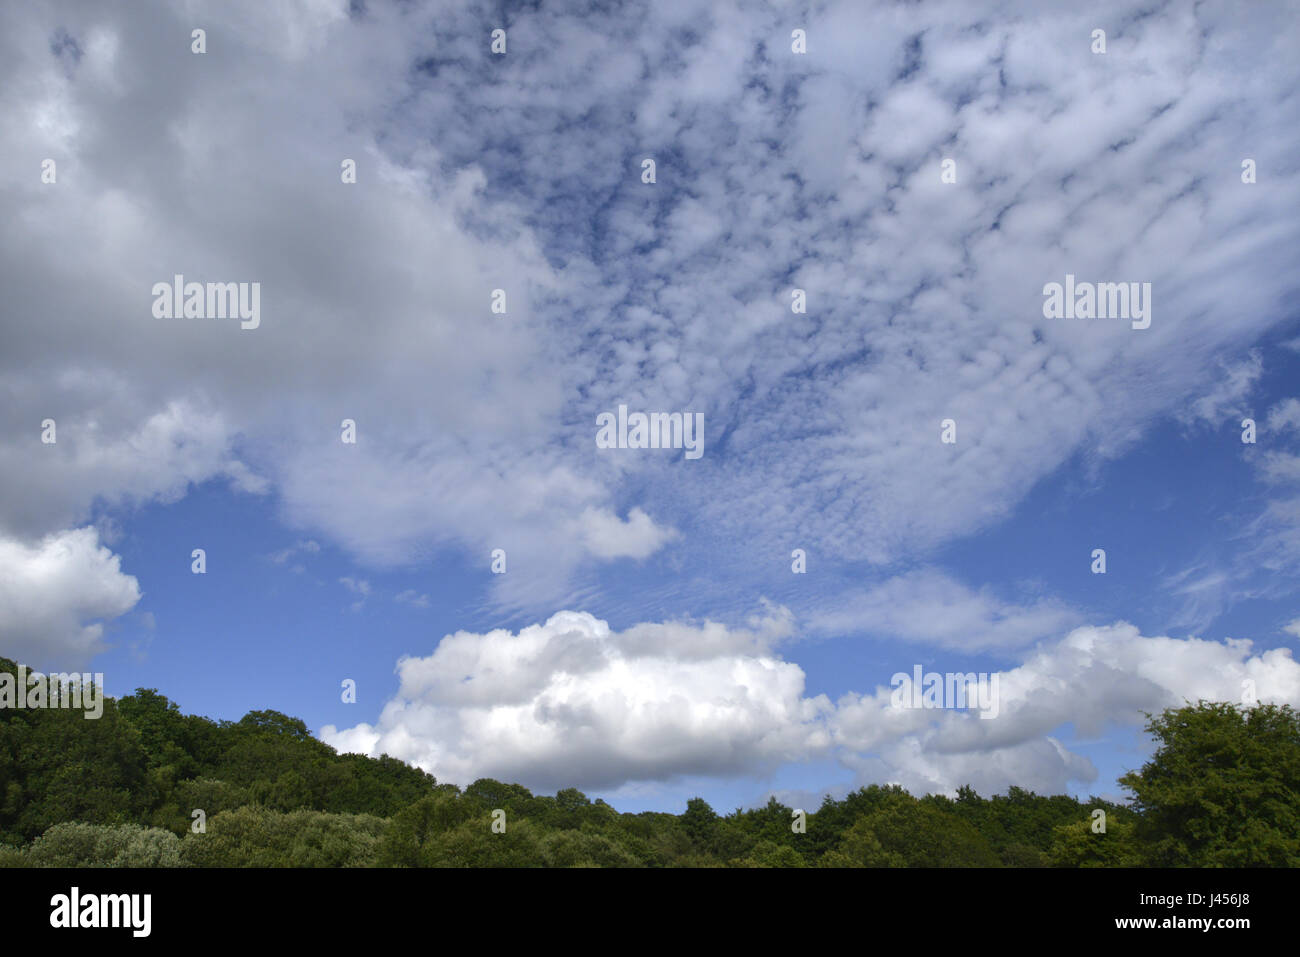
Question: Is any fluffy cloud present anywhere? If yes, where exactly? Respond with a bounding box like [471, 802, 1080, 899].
[576, 507, 679, 560]
[0, 527, 141, 669]
[322, 609, 830, 792]
[831, 622, 1300, 795]
[0, 395, 260, 540]
[324, 611, 1300, 796]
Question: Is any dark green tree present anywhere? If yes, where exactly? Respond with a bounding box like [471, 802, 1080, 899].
[1120, 701, 1300, 866]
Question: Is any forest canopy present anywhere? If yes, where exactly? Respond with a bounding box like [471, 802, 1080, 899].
[0, 657, 1295, 868]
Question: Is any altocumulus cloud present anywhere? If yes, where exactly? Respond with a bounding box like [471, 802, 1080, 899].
[3, 0, 1297, 625]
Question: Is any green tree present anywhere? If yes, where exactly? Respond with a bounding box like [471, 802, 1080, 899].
[826, 798, 1001, 867]
[679, 797, 721, 853]
[180, 807, 385, 867]
[26, 822, 184, 867]
[1120, 701, 1300, 866]
[375, 793, 477, 867]
[1047, 814, 1138, 867]
[819, 817, 907, 867]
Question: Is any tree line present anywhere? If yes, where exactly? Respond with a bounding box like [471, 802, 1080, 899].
[1, 657, 1295, 867]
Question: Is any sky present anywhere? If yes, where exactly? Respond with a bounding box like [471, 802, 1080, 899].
[2, 0, 1299, 815]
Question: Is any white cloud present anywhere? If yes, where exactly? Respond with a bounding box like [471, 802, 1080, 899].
[322, 609, 831, 792]
[0, 395, 258, 540]
[1, 0, 1295, 619]
[339, 576, 371, 611]
[1178, 351, 1262, 428]
[810, 568, 1080, 650]
[270, 539, 320, 565]
[394, 589, 430, 608]
[339, 577, 371, 595]
[1258, 452, 1300, 485]
[323, 610, 1300, 796]
[830, 621, 1300, 796]
[576, 506, 679, 560]
[0, 527, 141, 669]
[1267, 398, 1300, 435]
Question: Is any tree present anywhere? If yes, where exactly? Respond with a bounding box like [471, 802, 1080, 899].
[375, 794, 477, 867]
[819, 817, 907, 867]
[26, 822, 184, 867]
[1120, 701, 1300, 866]
[1046, 815, 1138, 867]
[180, 807, 385, 867]
[679, 797, 722, 853]
[836, 800, 1002, 867]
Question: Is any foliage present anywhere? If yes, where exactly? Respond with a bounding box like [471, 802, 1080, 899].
[1119, 701, 1300, 866]
[180, 807, 386, 868]
[24, 822, 184, 867]
[1, 656, 1292, 868]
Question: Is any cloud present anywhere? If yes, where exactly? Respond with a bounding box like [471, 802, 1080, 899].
[394, 589, 430, 609]
[810, 568, 1080, 650]
[0, 526, 141, 669]
[1159, 390, 1300, 627]
[323, 610, 1300, 796]
[1267, 398, 1300, 436]
[269, 539, 320, 565]
[339, 576, 371, 611]
[576, 506, 679, 560]
[0, 395, 261, 540]
[1177, 351, 1262, 428]
[1, 0, 1296, 618]
[1258, 452, 1300, 485]
[322, 609, 830, 792]
[1236, 396, 1300, 581]
[830, 621, 1300, 796]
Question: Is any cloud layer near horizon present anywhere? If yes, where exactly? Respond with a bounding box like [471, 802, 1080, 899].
[321, 609, 1300, 795]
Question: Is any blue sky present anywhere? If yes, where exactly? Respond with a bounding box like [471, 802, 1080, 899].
[2, 0, 1299, 814]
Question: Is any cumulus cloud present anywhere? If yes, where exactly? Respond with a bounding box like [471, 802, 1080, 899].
[576, 506, 679, 560]
[0, 395, 262, 540]
[832, 622, 1300, 795]
[323, 611, 1300, 796]
[0, 526, 141, 669]
[322, 609, 830, 792]
[0, 0, 662, 614]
